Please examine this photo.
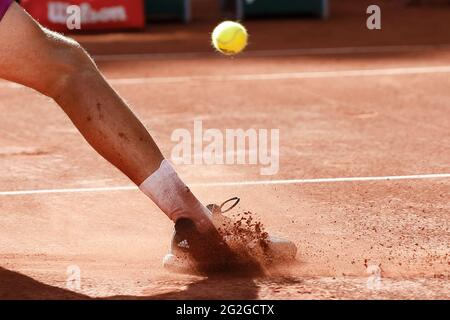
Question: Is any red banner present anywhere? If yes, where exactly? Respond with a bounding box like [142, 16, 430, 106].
[21, 0, 145, 31]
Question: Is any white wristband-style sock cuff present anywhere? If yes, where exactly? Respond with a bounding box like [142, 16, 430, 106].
[139, 160, 213, 233]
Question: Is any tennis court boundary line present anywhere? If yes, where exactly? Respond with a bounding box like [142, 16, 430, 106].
[92, 44, 450, 61]
[1, 173, 449, 196]
[108, 65, 450, 84]
[2, 65, 450, 89]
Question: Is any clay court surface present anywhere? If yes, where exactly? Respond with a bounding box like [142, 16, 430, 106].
[0, 1, 449, 299]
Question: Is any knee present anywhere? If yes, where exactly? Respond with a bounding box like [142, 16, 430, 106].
[39, 29, 97, 99]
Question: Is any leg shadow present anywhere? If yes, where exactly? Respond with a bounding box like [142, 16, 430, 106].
[113, 275, 260, 300]
[0, 267, 259, 300]
[0, 267, 90, 300]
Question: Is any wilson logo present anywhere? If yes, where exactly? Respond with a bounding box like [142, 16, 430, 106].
[48, 2, 127, 24]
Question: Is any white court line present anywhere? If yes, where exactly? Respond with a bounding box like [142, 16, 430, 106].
[92, 44, 450, 61]
[107, 65, 450, 85]
[1, 173, 449, 196]
[2, 65, 450, 89]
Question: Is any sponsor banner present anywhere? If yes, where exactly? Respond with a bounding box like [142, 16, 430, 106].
[21, 0, 145, 31]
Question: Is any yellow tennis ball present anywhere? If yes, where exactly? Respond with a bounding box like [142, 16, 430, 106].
[212, 21, 248, 55]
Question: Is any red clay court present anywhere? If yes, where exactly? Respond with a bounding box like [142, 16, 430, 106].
[0, 0, 449, 299]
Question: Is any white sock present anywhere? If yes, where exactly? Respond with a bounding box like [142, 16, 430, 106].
[139, 159, 213, 233]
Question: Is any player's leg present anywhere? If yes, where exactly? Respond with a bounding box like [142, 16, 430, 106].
[0, 2, 163, 184]
[0, 2, 218, 240]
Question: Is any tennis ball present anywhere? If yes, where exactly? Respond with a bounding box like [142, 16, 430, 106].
[212, 21, 248, 55]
